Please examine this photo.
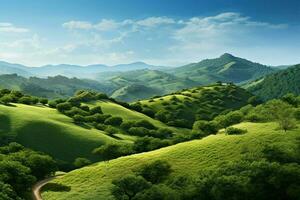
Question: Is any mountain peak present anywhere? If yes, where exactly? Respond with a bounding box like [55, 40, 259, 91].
[220, 53, 235, 59]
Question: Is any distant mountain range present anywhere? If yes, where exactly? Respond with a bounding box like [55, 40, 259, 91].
[0, 53, 296, 101]
[0, 61, 167, 79]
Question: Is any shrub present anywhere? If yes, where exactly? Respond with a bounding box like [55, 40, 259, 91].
[105, 126, 119, 135]
[193, 120, 219, 135]
[104, 117, 123, 126]
[112, 175, 151, 200]
[56, 102, 72, 112]
[129, 127, 149, 136]
[121, 121, 136, 130]
[39, 98, 48, 105]
[225, 127, 247, 135]
[72, 114, 86, 124]
[136, 160, 172, 184]
[73, 157, 91, 168]
[142, 108, 155, 118]
[80, 105, 90, 112]
[0, 95, 12, 105]
[294, 108, 300, 120]
[90, 106, 103, 115]
[135, 120, 156, 130]
[18, 96, 34, 105]
[95, 124, 106, 131]
[93, 143, 132, 160]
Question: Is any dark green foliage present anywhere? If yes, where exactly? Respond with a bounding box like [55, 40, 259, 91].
[104, 116, 123, 126]
[0, 143, 57, 199]
[134, 120, 156, 130]
[112, 175, 152, 200]
[0, 182, 21, 200]
[294, 108, 300, 120]
[72, 114, 86, 124]
[133, 137, 170, 152]
[214, 111, 243, 128]
[56, 102, 72, 112]
[90, 106, 103, 115]
[193, 120, 219, 135]
[93, 143, 132, 161]
[136, 160, 172, 184]
[129, 127, 150, 136]
[73, 157, 91, 168]
[225, 127, 247, 135]
[248, 64, 300, 101]
[142, 108, 155, 118]
[133, 185, 178, 200]
[39, 98, 48, 105]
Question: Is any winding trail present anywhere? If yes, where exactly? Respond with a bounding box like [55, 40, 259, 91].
[32, 176, 56, 200]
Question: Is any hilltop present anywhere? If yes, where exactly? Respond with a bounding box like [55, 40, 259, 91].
[246, 64, 300, 100]
[169, 53, 275, 84]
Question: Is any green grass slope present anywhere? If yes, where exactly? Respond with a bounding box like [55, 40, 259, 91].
[41, 122, 300, 200]
[86, 100, 190, 134]
[0, 103, 124, 163]
[138, 84, 253, 127]
[246, 64, 300, 101]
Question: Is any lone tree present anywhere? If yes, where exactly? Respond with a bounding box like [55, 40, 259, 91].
[265, 100, 297, 132]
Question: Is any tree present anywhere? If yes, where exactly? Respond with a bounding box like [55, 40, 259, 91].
[24, 154, 57, 179]
[193, 120, 219, 135]
[39, 98, 48, 105]
[73, 157, 91, 168]
[0, 182, 21, 200]
[0, 95, 12, 105]
[18, 96, 34, 105]
[135, 120, 156, 130]
[90, 106, 103, 115]
[104, 117, 123, 126]
[93, 143, 131, 160]
[112, 175, 151, 200]
[265, 100, 297, 131]
[136, 160, 172, 184]
[133, 185, 178, 200]
[72, 114, 86, 124]
[56, 102, 72, 112]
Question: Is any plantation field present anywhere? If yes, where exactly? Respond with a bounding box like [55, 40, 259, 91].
[42, 122, 300, 200]
[0, 104, 125, 163]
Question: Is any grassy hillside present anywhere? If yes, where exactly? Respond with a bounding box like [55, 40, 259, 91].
[0, 103, 124, 164]
[137, 83, 254, 128]
[246, 64, 300, 101]
[86, 100, 189, 134]
[41, 121, 300, 200]
[107, 69, 197, 101]
[0, 74, 112, 99]
[169, 53, 275, 84]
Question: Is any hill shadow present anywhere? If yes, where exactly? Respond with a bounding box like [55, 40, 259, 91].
[42, 183, 71, 192]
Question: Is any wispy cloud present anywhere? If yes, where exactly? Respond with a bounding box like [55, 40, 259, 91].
[0, 22, 29, 33]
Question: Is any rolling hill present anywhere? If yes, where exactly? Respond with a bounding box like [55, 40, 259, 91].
[41, 121, 300, 200]
[246, 64, 300, 101]
[0, 74, 112, 99]
[137, 83, 254, 128]
[107, 69, 198, 101]
[0, 103, 123, 164]
[169, 53, 275, 84]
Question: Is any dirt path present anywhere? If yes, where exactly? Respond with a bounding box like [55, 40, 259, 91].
[32, 177, 55, 200]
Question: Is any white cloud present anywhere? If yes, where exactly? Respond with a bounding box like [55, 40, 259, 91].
[136, 17, 176, 27]
[0, 22, 29, 33]
[62, 21, 93, 30]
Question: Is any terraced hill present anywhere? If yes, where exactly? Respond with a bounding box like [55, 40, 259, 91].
[41, 121, 300, 200]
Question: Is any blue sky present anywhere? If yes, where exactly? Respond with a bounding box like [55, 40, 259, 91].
[0, 0, 299, 66]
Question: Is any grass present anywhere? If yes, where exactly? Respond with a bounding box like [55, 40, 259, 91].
[138, 84, 253, 126]
[42, 121, 300, 200]
[0, 103, 126, 163]
[85, 100, 190, 134]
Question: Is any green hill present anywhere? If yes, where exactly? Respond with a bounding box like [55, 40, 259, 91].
[137, 83, 254, 128]
[0, 74, 112, 99]
[108, 69, 197, 101]
[110, 84, 162, 102]
[0, 103, 123, 164]
[41, 121, 300, 200]
[246, 64, 300, 101]
[170, 53, 275, 84]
